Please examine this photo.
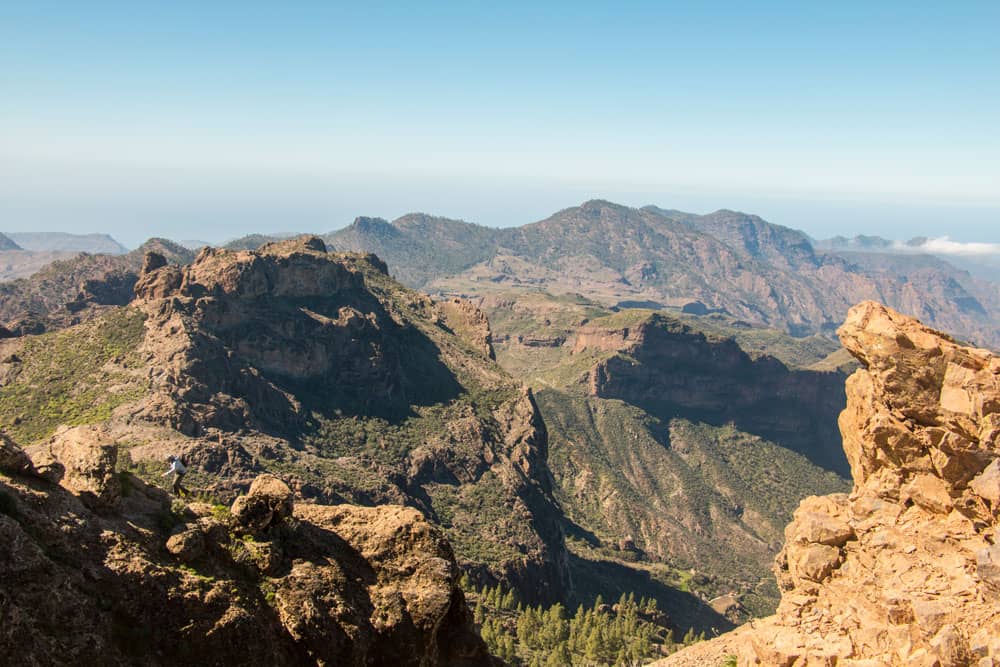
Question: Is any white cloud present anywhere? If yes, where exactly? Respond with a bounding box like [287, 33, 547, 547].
[897, 237, 1000, 257]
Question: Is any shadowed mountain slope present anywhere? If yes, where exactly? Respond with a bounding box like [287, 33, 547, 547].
[478, 291, 851, 618]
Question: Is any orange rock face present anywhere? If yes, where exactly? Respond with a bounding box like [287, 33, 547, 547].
[656, 301, 1000, 666]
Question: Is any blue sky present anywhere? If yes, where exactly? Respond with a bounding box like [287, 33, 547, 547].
[1, 1, 998, 248]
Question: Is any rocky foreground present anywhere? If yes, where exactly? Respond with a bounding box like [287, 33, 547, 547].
[656, 301, 1000, 665]
[0, 427, 493, 665]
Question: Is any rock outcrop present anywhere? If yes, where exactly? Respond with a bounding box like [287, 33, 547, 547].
[0, 436, 494, 666]
[0, 237, 570, 603]
[655, 301, 1000, 666]
[26, 424, 121, 509]
[231, 473, 295, 534]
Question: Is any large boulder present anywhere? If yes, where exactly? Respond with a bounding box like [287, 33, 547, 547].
[165, 528, 206, 563]
[26, 425, 120, 509]
[231, 474, 294, 534]
[277, 503, 493, 666]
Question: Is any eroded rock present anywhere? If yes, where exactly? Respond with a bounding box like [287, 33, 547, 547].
[27, 425, 120, 509]
[166, 528, 205, 562]
[655, 301, 1000, 667]
[0, 431, 34, 475]
[231, 474, 294, 534]
[0, 470, 494, 665]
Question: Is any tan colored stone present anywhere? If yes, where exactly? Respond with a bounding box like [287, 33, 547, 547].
[911, 599, 949, 636]
[659, 301, 1000, 666]
[166, 528, 205, 562]
[231, 474, 294, 534]
[27, 425, 120, 509]
[970, 460, 1000, 507]
[794, 511, 855, 547]
[792, 543, 842, 582]
[975, 543, 1000, 588]
[902, 473, 953, 514]
[929, 624, 968, 667]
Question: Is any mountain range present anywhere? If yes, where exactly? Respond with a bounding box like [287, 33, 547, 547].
[325, 201, 1000, 348]
[816, 232, 1000, 284]
[2, 202, 999, 662]
[4, 201, 998, 348]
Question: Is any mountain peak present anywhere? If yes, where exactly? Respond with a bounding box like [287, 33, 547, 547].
[577, 198, 630, 212]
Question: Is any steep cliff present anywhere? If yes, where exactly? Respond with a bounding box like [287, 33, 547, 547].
[583, 313, 848, 475]
[657, 301, 1000, 665]
[480, 293, 850, 618]
[0, 237, 569, 603]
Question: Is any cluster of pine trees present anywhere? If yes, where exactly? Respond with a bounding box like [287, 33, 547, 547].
[463, 579, 706, 666]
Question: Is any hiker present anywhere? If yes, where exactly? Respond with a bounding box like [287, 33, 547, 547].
[163, 455, 189, 496]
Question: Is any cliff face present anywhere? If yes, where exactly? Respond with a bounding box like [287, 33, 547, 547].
[0, 432, 493, 666]
[0, 236, 569, 603]
[585, 314, 849, 476]
[480, 297, 850, 618]
[658, 301, 1000, 666]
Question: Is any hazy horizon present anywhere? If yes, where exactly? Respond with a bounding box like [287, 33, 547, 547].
[2, 2, 998, 248]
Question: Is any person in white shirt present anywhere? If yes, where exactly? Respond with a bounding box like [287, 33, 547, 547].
[163, 455, 189, 496]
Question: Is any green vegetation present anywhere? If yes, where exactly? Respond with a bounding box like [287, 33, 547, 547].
[467, 582, 685, 666]
[0, 307, 147, 443]
[538, 388, 849, 613]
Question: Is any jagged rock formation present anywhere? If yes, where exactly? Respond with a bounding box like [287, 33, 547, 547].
[0, 238, 194, 334]
[656, 301, 1000, 665]
[0, 435, 493, 665]
[0, 236, 569, 604]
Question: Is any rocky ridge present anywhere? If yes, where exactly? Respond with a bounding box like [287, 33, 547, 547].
[328, 200, 1000, 348]
[0, 236, 570, 604]
[0, 238, 194, 335]
[0, 429, 492, 665]
[656, 301, 1000, 665]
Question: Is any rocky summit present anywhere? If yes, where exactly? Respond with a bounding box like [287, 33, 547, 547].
[0, 236, 569, 610]
[657, 301, 1000, 665]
